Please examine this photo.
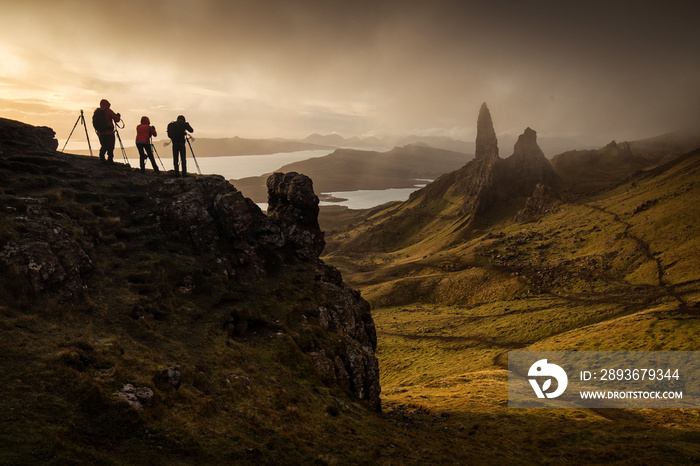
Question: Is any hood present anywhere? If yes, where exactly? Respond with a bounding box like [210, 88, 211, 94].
[177, 115, 186, 123]
[140, 116, 150, 125]
[100, 99, 110, 110]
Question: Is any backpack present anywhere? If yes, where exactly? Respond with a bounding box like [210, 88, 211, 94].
[167, 121, 177, 139]
[92, 108, 108, 132]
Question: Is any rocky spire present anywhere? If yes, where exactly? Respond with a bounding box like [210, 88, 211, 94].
[475, 103, 499, 162]
[504, 127, 558, 196]
[511, 127, 544, 161]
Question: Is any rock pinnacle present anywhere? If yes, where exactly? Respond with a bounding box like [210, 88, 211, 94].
[475, 103, 499, 162]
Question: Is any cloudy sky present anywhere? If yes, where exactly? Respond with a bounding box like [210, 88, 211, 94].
[1, 0, 699, 148]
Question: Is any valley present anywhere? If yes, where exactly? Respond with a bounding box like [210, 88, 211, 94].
[319, 106, 700, 462]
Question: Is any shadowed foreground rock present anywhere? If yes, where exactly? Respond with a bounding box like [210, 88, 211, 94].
[0, 118, 381, 411]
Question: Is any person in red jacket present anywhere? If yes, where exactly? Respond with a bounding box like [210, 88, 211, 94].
[95, 99, 121, 163]
[135, 116, 159, 173]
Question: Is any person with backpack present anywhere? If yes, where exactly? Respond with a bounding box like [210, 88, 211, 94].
[167, 115, 194, 177]
[93, 99, 121, 163]
[135, 116, 159, 173]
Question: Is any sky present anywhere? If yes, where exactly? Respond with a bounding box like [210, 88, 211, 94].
[1, 0, 699, 149]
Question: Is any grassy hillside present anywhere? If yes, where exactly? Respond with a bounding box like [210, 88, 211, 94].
[322, 147, 700, 464]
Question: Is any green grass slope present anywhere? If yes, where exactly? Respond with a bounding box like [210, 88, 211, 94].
[322, 147, 700, 464]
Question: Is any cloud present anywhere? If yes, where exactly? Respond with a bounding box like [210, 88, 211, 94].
[1, 1, 699, 144]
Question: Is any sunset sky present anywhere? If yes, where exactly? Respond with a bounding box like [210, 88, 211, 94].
[1, 0, 699, 148]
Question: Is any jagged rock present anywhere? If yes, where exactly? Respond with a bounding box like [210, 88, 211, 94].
[514, 183, 561, 223]
[1, 197, 93, 301]
[155, 176, 276, 280]
[398, 104, 560, 230]
[313, 263, 380, 411]
[266, 172, 325, 260]
[117, 384, 154, 411]
[475, 103, 499, 162]
[503, 127, 559, 197]
[462, 112, 559, 215]
[144, 171, 379, 408]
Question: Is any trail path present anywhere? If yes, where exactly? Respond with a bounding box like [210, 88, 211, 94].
[584, 203, 690, 313]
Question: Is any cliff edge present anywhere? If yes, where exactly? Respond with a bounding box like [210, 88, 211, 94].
[0, 117, 381, 463]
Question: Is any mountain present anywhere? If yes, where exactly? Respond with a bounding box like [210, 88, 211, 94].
[319, 105, 700, 463]
[322, 104, 558, 255]
[301, 133, 348, 146]
[232, 144, 471, 202]
[184, 136, 334, 156]
[301, 133, 470, 152]
[548, 126, 700, 193]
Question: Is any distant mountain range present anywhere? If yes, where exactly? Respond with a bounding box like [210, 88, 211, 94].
[192, 133, 473, 155]
[67, 133, 469, 158]
[300, 133, 471, 153]
[69, 131, 682, 161]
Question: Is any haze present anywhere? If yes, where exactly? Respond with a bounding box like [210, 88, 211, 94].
[1, 0, 699, 147]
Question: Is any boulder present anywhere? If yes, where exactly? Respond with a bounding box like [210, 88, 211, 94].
[117, 384, 154, 411]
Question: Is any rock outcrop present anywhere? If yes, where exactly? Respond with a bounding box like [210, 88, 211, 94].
[1, 197, 94, 302]
[117, 384, 154, 411]
[155, 175, 286, 281]
[513, 183, 561, 223]
[152, 175, 379, 409]
[266, 172, 325, 260]
[475, 103, 499, 162]
[503, 127, 559, 197]
[395, 103, 560, 232]
[462, 106, 558, 217]
[0, 118, 381, 411]
[0, 117, 58, 155]
[0, 121, 92, 301]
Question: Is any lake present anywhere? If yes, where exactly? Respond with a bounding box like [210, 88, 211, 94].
[319, 186, 426, 210]
[126, 149, 332, 179]
[124, 149, 425, 210]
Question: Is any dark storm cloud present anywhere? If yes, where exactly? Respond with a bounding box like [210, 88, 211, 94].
[2, 0, 699, 142]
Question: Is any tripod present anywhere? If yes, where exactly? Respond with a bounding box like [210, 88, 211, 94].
[62, 110, 93, 157]
[113, 120, 130, 167]
[186, 136, 202, 175]
[150, 137, 165, 171]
